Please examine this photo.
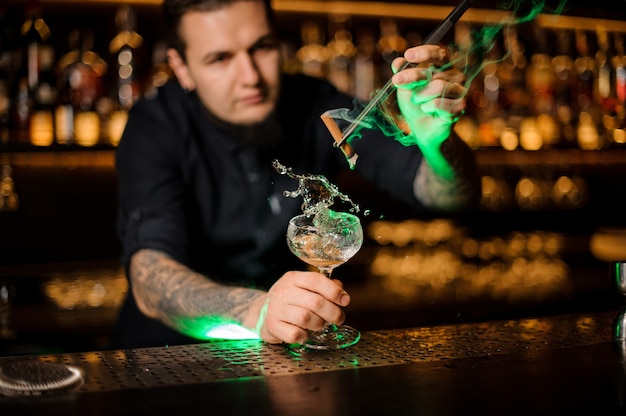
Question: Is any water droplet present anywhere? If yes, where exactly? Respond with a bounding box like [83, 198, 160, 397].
[273, 159, 360, 215]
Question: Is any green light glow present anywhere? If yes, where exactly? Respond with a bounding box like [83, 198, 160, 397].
[615, 318, 623, 339]
[205, 324, 260, 340]
[173, 315, 261, 341]
[614, 261, 624, 289]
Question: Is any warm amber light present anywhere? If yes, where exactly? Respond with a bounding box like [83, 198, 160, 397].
[519, 118, 543, 151]
[107, 110, 128, 146]
[55, 105, 74, 145]
[367, 220, 569, 304]
[577, 112, 600, 150]
[74, 112, 100, 146]
[500, 127, 519, 151]
[30, 111, 54, 146]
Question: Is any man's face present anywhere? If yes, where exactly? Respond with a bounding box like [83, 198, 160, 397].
[168, 1, 281, 125]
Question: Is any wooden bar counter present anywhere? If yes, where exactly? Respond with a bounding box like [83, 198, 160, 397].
[1, 309, 626, 415]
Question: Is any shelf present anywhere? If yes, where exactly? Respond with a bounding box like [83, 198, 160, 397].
[3, 146, 626, 171]
[1, 149, 115, 168]
[475, 148, 626, 170]
[15, 0, 625, 31]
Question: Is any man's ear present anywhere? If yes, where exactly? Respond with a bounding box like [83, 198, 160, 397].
[167, 48, 195, 91]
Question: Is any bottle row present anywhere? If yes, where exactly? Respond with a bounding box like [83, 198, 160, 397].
[0, 2, 170, 148]
[283, 17, 626, 151]
[1, 2, 625, 150]
[453, 23, 626, 151]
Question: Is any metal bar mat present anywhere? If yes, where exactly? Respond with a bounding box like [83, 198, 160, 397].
[0, 311, 615, 393]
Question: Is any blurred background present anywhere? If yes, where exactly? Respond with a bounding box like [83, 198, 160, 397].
[1, 0, 625, 356]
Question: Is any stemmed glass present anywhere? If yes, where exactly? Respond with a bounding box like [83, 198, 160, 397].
[286, 210, 363, 350]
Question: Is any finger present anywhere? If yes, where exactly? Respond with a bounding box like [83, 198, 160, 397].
[331, 279, 344, 289]
[292, 271, 350, 307]
[262, 291, 325, 344]
[420, 97, 466, 118]
[404, 44, 450, 66]
[296, 288, 347, 325]
[431, 68, 466, 85]
[391, 57, 408, 74]
[398, 81, 466, 113]
[392, 46, 449, 72]
[392, 65, 433, 88]
[414, 78, 467, 100]
[275, 285, 346, 329]
[262, 316, 310, 345]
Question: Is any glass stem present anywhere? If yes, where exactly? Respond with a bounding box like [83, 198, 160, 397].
[317, 267, 334, 278]
[317, 267, 339, 332]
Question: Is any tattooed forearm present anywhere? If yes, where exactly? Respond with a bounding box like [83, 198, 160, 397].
[130, 249, 265, 334]
[413, 134, 480, 212]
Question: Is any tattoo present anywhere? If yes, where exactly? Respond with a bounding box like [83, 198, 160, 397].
[130, 249, 265, 334]
[414, 134, 480, 212]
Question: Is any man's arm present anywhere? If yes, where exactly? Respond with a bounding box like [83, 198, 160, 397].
[413, 133, 480, 212]
[129, 248, 351, 345]
[130, 248, 267, 339]
[391, 44, 480, 212]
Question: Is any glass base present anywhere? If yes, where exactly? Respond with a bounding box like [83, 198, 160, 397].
[303, 323, 361, 350]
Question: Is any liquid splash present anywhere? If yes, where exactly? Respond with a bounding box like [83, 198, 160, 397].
[272, 160, 360, 216]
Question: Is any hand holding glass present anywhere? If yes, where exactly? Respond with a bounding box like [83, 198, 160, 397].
[286, 212, 363, 350]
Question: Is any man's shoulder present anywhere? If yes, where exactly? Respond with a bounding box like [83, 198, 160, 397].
[119, 79, 195, 155]
[282, 73, 339, 96]
[130, 79, 193, 125]
[281, 73, 352, 114]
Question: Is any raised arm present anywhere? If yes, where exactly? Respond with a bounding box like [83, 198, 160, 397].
[391, 44, 480, 212]
[412, 133, 479, 212]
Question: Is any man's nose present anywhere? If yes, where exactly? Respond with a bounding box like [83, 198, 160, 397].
[238, 53, 260, 85]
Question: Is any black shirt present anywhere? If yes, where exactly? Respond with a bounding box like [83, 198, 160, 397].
[114, 73, 425, 348]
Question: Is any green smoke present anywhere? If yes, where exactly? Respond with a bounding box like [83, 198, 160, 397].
[330, 0, 570, 156]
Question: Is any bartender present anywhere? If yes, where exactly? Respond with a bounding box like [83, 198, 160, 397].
[114, 0, 479, 348]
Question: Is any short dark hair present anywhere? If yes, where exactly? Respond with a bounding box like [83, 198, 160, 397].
[162, 0, 275, 60]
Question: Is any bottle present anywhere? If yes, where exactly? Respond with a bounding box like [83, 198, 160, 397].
[454, 21, 505, 148]
[0, 161, 19, 212]
[296, 21, 329, 79]
[595, 26, 615, 108]
[574, 29, 602, 149]
[351, 28, 381, 102]
[614, 33, 626, 106]
[499, 27, 530, 149]
[526, 23, 557, 149]
[56, 29, 107, 147]
[29, 44, 55, 146]
[477, 31, 507, 148]
[21, 1, 51, 96]
[106, 5, 143, 146]
[144, 41, 172, 100]
[0, 6, 18, 146]
[326, 14, 355, 94]
[12, 0, 51, 144]
[55, 30, 80, 146]
[374, 18, 408, 132]
[612, 32, 626, 145]
[376, 19, 407, 83]
[552, 29, 577, 146]
[594, 25, 621, 146]
[54, 66, 74, 145]
[0, 63, 10, 146]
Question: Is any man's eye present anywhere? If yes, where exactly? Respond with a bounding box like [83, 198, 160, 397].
[209, 54, 231, 64]
[253, 38, 280, 52]
[257, 41, 278, 50]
